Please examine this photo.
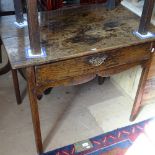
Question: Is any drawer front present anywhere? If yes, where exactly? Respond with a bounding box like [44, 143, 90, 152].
[36, 43, 151, 84]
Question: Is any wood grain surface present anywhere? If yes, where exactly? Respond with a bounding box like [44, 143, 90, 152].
[35, 43, 151, 87]
[1, 4, 155, 69]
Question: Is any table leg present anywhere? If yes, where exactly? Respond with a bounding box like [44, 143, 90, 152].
[12, 69, 22, 105]
[130, 63, 150, 121]
[26, 67, 43, 154]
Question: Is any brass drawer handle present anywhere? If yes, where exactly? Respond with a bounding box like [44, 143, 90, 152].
[89, 56, 107, 66]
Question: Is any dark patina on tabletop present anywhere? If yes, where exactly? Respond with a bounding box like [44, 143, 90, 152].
[1, 4, 155, 69]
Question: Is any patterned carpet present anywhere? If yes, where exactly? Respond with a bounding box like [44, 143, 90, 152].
[43, 118, 155, 155]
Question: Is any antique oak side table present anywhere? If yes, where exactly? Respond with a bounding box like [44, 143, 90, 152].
[1, 1, 155, 154]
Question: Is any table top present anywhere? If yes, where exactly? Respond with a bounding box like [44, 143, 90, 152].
[1, 4, 155, 69]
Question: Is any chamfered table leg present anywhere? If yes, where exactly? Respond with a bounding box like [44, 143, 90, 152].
[11, 69, 22, 105]
[26, 67, 43, 154]
[130, 63, 150, 121]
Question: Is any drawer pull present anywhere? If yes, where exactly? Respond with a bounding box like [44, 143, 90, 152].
[89, 56, 107, 66]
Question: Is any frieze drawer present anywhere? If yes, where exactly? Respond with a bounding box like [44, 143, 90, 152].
[36, 43, 151, 85]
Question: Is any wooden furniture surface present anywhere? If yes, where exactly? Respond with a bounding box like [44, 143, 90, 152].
[1, 3, 155, 154]
[1, 5, 155, 69]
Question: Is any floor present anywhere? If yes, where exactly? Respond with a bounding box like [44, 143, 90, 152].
[1, 48, 155, 155]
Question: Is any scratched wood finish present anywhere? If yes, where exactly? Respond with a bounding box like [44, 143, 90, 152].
[36, 43, 151, 85]
[1, 5, 155, 69]
[36, 61, 147, 96]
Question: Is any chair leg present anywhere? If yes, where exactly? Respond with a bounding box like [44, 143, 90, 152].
[12, 69, 22, 105]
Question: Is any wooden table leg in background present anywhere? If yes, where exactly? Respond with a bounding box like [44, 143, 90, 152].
[98, 76, 106, 85]
[12, 69, 22, 105]
[130, 61, 152, 121]
[26, 67, 43, 154]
